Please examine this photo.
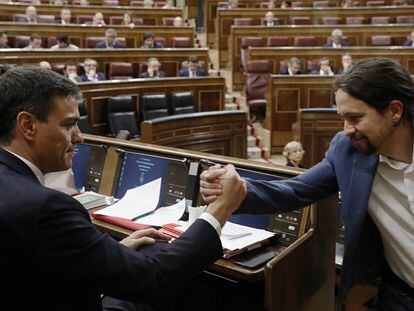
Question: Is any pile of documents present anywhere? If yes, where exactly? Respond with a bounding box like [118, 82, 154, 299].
[74, 192, 114, 210]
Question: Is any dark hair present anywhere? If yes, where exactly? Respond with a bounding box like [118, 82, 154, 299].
[334, 57, 414, 122]
[188, 56, 199, 63]
[0, 66, 81, 145]
[57, 33, 69, 44]
[143, 32, 153, 40]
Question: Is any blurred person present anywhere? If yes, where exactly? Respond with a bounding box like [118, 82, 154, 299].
[283, 141, 305, 168]
[263, 11, 277, 26]
[56, 8, 72, 25]
[162, 0, 175, 8]
[342, 0, 354, 7]
[280, 0, 292, 8]
[22, 34, 42, 50]
[143, 0, 153, 7]
[80, 58, 106, 82]
[324, 29, 350, 48]
[51, 34, 79, 50]
[84, 12, 106, 26]
[173, 16, 183, 27]
[178, 56, 207, 77]
[140, 32, 164, 48]
[80, 0, 89, 4]
[139, 57, 165, 78]
[338, 53, 354, 74]
[50, 0, 69, 5]
[267, 0, 276, 9]
[0, 30, 10, 48]
[227, 0, 238, 8]
[311, 57, 334, 76]
[96, 29, 124, 48]
[121, 11, 135, 28]
[38, 61, 52, 70]
[19, 5, 38, 23]
[281, 57, 303, 75]
[402, 30, 414, 47]
[64, 62, 82, 82]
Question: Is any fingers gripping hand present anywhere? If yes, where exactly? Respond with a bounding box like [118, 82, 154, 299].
[120, 228, 171, 250]
[199, 165, 226, 203]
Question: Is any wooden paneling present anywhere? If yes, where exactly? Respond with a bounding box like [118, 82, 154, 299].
[78, 77, 226, 135]
[0, 48, 208, 78]
[0, 22, 194, 48]
[219, 8, 414, 65]
[0, 3, 182, 25]
[141, 111, 248, 158]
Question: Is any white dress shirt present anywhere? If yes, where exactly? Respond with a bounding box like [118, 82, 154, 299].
[368, 142, 414, 287]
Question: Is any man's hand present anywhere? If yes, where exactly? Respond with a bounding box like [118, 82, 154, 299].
[120, 228, 171, 250]
[199, 164, 226, 203]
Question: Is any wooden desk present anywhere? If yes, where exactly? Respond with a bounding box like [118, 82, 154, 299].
[218, 8, 414, 62]
[235, 45, 414, 90]
[0, 48, 208, 78]
[78, 76, 226, 135]
[0, 22, 195, 48]
[141, 111, 248, 158]
[0, 3, 182, 25]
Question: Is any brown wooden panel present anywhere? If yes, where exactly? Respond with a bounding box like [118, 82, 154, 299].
[276, 89, 299, 111]
[308, 88, 333, 108]
[198, 90, 224, 111]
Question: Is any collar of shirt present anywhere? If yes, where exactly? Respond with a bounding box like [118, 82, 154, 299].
[3, 148, 45, 185]
[332, 42, 341, 48]
[379, 137, 414, 173]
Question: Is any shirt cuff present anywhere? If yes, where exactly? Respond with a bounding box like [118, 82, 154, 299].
[198, 212, 222, 237]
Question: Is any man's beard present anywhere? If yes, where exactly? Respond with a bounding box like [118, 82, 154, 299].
[352, 136, 377, 155]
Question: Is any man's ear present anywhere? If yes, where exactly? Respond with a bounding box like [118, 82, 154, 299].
[16, 111, 37, 142]
[388, 100, 404, 126]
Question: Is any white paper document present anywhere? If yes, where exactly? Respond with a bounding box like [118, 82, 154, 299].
[137, 199, 186, 226]
[95, 178, 161, 220]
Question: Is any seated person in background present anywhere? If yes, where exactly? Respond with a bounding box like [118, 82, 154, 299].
[163, 0, 175, 8]
[51, 34, 79, 50]
[280, 0, 292, 8]
[179, 56, 207, 77]
[227, 0, 239, 8]
[23, 34, 42, 50]
[38, 61, 52, 70]
[0, 30, 10, 48]
[173, 16, 183, 27]
[139, 57, 166, 78]
[96, 29, 124, 49]
[311, 57, 334, 76]
[83, 12, 106, 26]
[56, 8, 72, 25]
[50, 0, 69, 5]
[122, 11, 135, 28]
[342, 0, 354, 7]
[324, 29, 350, 48]
[283, 141, 305, 168]
[19, 5, 39, 23]
[263, 11, 277, 26]
[281, 57, 303, 75]
[267, 0, 276, 9]
[64, 62, 82, 83]
[140, 32, 164, 48]
[143, 0, 154, 7]
[80, 58, 106, 82]
[80, 0, 90, 4]
[402, 30, 414, 47]
[338, 53, 353, 74]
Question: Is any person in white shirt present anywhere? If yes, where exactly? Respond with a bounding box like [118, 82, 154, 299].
[312, 57, 334, 76]
[22, 34, 42, 50]
[50, 34, 79, 50]
[57, 8, 72, 25]
[263, 11, 277, 26]
[324, 29, 350, 48]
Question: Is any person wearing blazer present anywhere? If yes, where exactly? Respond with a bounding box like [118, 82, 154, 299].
[402, 31, 414, 47]
[0, 66, 246, 311]
[18, 5, 39, 23]
[139, 57, 166, 78]
[96, 29, 125, 49]
[324, 29, 351, 48]
[200, 57, 414, 310]
[178, 56, 207, 77]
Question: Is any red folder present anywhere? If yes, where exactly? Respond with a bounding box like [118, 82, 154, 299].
[92, 213, 152, 231]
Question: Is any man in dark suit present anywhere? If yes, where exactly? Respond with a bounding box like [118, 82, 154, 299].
[140, 33, 164, 48]
[201, 57, 414, 310]
[139, 57, 166, 78]
[323, 28, 350, 48]
[280, 57, 304, 75]
[262, 11, 278, 26]
[56, 8, 72, 25]
[96, 29, 125, 49]
[178, 56, 207, 77]
[0, 30, 10, 48]
[402, 31, 414, 47]
[18, 5, 39, 23]
[80, 58, 106, 82]
[0, 66, 246, 311]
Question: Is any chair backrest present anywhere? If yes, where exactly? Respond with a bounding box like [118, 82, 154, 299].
[38, 15, 56, 23]
[322, 17, 342, 25]
[162, 17, 175, 26]
[76, 14, 94, 24]
[267, 36, 289, 47]
[371, 35, 393, 46]
[241, 37, 264, 70]
[102, 0, 119, 5]
[155, 1, 166, 7]
[141, 94, 168, 120]
[291, 1, 303, 7]
[307, 58, 320, 73]
[396, 15, 414, 23]
[234, 18, 253, 26]
[77, 100, 92, 134]
[291, 16, 311, 25]
[13, 14, 26, 22]
[171, 92, 195, 115]
[107, 96, 139, 137]
[366, 0, 384, 5]
[246, 60, 271, 102]
[85, 37, 105, 48]
[313, 0, 329, 7]
[172, 37, 192, 48]
[107, 62, 134, 80]
[294, 36, 316, 47]
[154, 37, 166, 47]
[346, 16, 364, 24]
[47, 36, 57, 48]
[14, 35, 31, 48]
[371, 16, 391, 24]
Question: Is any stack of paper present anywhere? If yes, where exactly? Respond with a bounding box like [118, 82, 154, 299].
[74, 192, 114, 210]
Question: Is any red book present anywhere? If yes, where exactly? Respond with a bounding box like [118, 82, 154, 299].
[92, 213, 152, 231]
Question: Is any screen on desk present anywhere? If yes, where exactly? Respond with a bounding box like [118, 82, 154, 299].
[229, 168, 277, 229]
[115, 151, 189, 207]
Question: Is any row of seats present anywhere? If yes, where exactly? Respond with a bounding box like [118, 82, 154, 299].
[14, 0, 170, 6]
[11, 35, 192, 48]
[257, 0, 407, 6]
[11, 14, 183, 25]
[79, 93, 195, 138]
[233, 15, 414, 26]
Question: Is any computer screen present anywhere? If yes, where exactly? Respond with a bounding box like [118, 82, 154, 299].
[72, 144, 93, 191]
[115, 151, 189, 207]
[229, 168, 277, 229]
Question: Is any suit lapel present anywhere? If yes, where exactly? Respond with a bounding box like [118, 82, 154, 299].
[0, 148, 41, 185]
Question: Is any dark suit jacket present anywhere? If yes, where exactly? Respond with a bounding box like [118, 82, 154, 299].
[402, 40, 413, 46]
[239, 132, 384, 310]
[178, 68, 207, 77]
[323, 39, 351, 47]
[18, 17, 38, 23]
[80, 72, 106, 82]
[96, 41, 125, 49]
[140, 42, 165, 48]
[139, 70, 166, 78]
[0, 148, 222, 310]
